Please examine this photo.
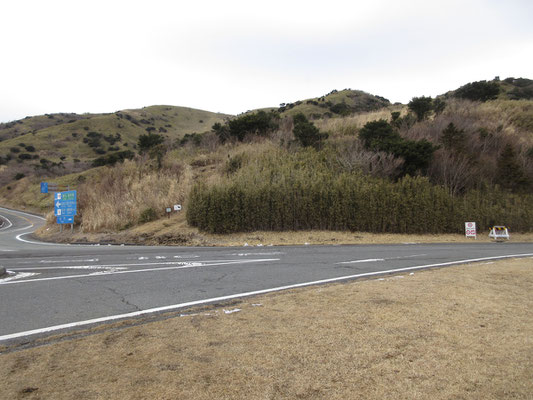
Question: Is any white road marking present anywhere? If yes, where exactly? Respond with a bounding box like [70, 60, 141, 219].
[338, 258, 384, 264]
[12, 266, 128, 271]
[40, 258, 99, 264]
[15, 233, 68, 246]
[0, 272, 40, 283]
[337, 254, 427, 264]
[0, 215, 13, 231]
[1, 253, 532, 342]
[0, 258, 280, 285]
[173, 255, 200, 259]
[230, 252, 285, 256]
[0, 208, 46, 221]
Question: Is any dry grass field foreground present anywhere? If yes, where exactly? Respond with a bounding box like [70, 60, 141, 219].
[2, 258, 532, 399]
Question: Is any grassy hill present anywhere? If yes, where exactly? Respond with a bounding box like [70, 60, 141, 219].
[0, 106, 230, 186]
[1, 78, 532, 242]
[443, 77, 533, 102]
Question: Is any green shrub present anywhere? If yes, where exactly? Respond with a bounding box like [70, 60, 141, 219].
[454, 80, 500, 102]
[138, 207, 158, 224]
[215, 111, 279, 142]
[293, 113, 328, 148]
[408, 96, 433, 121]
[187, 149, 533, 234]
[138, 133, 164, 153]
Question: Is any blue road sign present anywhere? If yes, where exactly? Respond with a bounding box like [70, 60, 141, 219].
[41, 182, 48, 194]
[56, 215, 74, 224]
[54, 190, 77, 217]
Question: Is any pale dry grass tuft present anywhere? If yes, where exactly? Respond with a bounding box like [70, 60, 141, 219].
[79, 159, 189, 232]
[315, 106, 407, 136]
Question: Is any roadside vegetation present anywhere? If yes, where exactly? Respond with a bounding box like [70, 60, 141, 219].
[0, 78, 532, 240]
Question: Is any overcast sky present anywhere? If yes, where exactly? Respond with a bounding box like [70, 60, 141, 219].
[1, 0, 532, 122]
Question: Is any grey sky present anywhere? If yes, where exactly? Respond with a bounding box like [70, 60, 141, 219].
[1, 0, 532, 122]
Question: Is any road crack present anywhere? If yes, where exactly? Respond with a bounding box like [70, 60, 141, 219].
[103, 285, 142, 312]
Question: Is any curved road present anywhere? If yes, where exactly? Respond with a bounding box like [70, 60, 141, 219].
[1, 207, 532, 345]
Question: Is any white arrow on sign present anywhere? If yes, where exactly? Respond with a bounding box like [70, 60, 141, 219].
[55, 202, 61, 208]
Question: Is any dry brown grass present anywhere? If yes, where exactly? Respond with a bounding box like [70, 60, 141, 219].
[315, 106, 407, 136]
[1, 258, 532, 399]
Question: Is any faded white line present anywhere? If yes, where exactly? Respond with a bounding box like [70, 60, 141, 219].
[0, 215, 13, 231]
[1, 253, 532, 342]
[15, 233, 70, 246]
[0, 272, 40, 283]
[0, 208, 46, 221]
[337, 254, 427, 265]
[1, 258, 280, 285]
[338, 258, 384, 264]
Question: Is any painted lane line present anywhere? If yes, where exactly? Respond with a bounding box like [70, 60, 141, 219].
[173, 255, 200, 259]
[7, 258, 271, 271]
[337, 258, 384, 264]
[11, 257, 101, 265]
[337, 254, 427, 264]
[0, 272, 40, 283]
[15, 233, 69, 246]
[0, 259, 280, 285]
[0, 208, 46, 221]
[12, 266, 129, 271]
[2, 253, 532, 342]
[0, 215, 13, 231]
[40, 258, 99, 264]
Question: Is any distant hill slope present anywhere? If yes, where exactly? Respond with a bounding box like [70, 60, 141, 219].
[0, 106, 230, 163]
[274, 89, 391, 119]
[444, 77, 533, 101]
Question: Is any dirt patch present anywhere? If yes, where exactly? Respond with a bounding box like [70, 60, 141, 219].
[1, 258, 532, 399]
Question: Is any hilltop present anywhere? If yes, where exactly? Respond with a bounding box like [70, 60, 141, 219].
[275, 89, 391, 118]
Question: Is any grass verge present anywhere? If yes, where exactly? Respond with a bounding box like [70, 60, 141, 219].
[1, 258, 532, 399]
[36, 212, 533, 246]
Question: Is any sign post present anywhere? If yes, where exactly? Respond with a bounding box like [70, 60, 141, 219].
[465, 222, 476, 239]
[55, 190, 77, 232]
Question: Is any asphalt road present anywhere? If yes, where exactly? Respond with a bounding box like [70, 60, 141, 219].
[1, 207, 532, 344]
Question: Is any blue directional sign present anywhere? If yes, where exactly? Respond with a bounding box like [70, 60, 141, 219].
[56, 215, 74, 224]
[41, 182, 48, 194]
[54, 190, 77, 217]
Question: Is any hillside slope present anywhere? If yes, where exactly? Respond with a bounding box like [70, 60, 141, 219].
[0, 106, 230, 186]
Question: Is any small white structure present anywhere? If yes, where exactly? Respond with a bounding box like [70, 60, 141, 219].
[489, 226, 510, 241]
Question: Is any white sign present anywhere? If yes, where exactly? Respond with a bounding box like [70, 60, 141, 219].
[174, 204, 182, 211]
[465, 222, 476, 238]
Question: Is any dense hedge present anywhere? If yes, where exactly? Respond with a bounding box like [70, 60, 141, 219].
[187, 156, 533, 234]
